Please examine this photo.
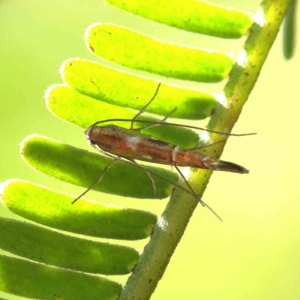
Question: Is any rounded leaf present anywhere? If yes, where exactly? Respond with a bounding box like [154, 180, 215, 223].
[0, 216, 139, 274]
[0, 254, 122, 300]
[20, 135, 179, 199]
[105, 0, 252, 38]
[1, 180, 157, 240]
[46, 84, 200, 148]
[86, 23, 233, 82]
[61, 59, 217, 119]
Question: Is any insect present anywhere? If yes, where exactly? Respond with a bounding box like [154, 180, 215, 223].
[73, 83, 254, 220]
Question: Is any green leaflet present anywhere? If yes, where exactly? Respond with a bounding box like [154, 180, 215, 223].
[86, 23, 233, 82]
[0, 216, 139, 275]
[61, 59, 217, 119]
[1, 180, 157, 240]
[20, 135, 179, 200]
[0, 0, 292, 299]
[105, 0, 252, 38]
[46, 84, 200, 149]
[0, 254, 121, 300]
[283, 0, 297, 59]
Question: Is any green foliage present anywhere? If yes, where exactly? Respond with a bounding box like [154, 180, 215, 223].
[20, 135, 177, 199]
[105, 0, 252, 37]
[2, 180, 157, 240]
[86, 23, 233, 82]
[283, 0, 297, 59]
[46, 84, 200, 147]
[0, 254, 122, 300]
[0, 0, 292, 299]
[61, 59, 217, 119]
[0, 216, 139, 274]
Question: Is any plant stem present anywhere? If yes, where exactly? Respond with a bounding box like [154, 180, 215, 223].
[118, 1, 290, 299]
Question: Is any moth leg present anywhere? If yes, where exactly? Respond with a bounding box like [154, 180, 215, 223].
[130, 82, 179, 132]
[189, 140, 226, 151]
[129, 159, 157, 195]
[173, 165, 203, 205]
[117, 156, 202, 201]
[173, 165, 223, 221]
[137, 107, 177, 132]
[130, 82, 162, 129]
[72, 156, 120, 204]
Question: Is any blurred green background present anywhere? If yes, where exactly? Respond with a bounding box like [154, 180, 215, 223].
[0, 0, 299, 299]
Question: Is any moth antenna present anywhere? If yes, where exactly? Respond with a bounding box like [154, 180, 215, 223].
[92, 118, 256, 137]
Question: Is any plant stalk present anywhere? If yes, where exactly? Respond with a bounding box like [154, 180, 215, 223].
[118, 1, 290, 299]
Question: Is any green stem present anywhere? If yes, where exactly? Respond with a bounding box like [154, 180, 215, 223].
[118, 1, 290, 299]
[283, 0, 297, 59]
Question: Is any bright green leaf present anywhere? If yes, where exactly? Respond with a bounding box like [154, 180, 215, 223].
[61, 59, 217, 119]
[20, 135, 179, 199]
[0, 254, 122, 300]
[0, 217, 139, 274]
[46, 84, 200, 148]
[105, 0, 252, 38]
[1, 180, 157, 240]
[86, 23, 233, 82]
